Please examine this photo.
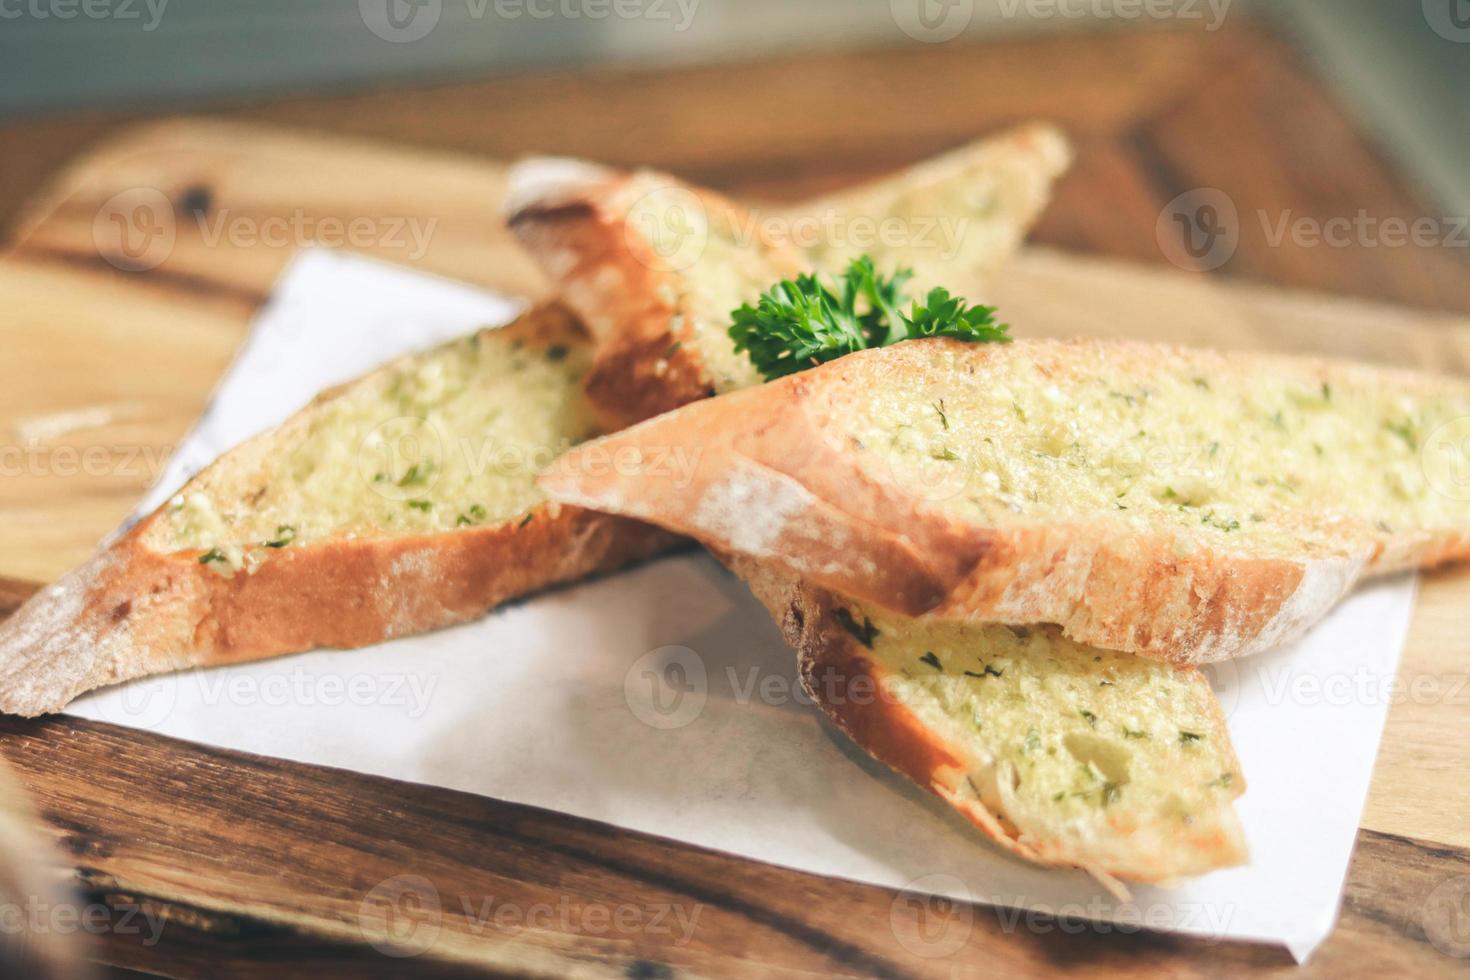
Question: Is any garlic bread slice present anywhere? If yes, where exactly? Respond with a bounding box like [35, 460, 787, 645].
[540, 337, 1470, 663]
[506, 123, 1070, 426]
[0, 304, 677, 716]
[735, 559, 1246, 885]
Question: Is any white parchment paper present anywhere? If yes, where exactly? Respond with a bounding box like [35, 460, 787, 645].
[68, 250, 1415, 963]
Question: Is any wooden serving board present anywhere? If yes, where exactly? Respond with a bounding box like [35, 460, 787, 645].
[2, 118, 1470, 977]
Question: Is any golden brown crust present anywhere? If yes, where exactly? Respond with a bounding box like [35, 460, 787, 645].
[507, 125, 1073, 426]
[507, 168, 804, 427]
[0, 502, 675, 717]
[540, 338, 1470, 664]
[0, 302, 682, 716]
[729, 557, 1247, 884]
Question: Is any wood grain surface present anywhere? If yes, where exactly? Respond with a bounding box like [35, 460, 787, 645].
[2, 17, 1470, 978]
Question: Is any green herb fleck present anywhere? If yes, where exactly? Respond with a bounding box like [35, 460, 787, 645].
[407, 499, 433, 512]
[931, 447, 959, 462]
[198, 547, 227, 565]
[1179, 730, 1205, 744]
[933, 399, 949, 430]
[546, 344, 570, 362]
[919, 652, 942, 670]
[518, 511, 535, 528]
[264, 525, 297, 548]
[1385, 419, 1418, 450]
[1209, 773, 1235, 789]
[1124, 728, 1149, 740]
[398, 462, 432, 487]
[1079, 709, 1098, 728]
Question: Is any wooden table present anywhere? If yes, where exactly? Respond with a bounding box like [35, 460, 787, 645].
[3, 16, 1470, 978]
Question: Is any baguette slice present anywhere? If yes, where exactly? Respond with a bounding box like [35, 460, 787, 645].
[505, 123, 1071, 427]
[540, 337, 1470, 664]
[730, 556, 1246, 886]
[0, 304, 677, 717]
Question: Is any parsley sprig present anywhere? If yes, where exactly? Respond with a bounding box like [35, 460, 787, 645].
[729, 256, 1009, 381]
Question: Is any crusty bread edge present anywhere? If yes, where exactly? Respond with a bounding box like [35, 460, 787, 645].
[537, 336, 1470, 663]
[727, 555, 1247, 887]
[0, 487, 678, 718]
[0, 303, 683, 716]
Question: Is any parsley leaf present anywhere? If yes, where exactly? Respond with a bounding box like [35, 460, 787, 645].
[729, 256, 1009, 381]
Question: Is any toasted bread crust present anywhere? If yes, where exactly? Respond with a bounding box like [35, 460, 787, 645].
[730, 557, 1247, 883]
[0, 503, 674, 717]
[0, 302, 681, 716]
[508, 125, 1070, 426]
[507, 168, 805, 427]
[540, 338, 1470, 664]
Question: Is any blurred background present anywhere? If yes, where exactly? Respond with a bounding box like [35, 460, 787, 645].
[1, 1, 1467, 219]
[3, 0, 1470, 312]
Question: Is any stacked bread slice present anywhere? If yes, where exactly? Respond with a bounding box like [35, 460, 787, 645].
[512, 127, 1470, 884]
[0, 127, 1071, 722]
